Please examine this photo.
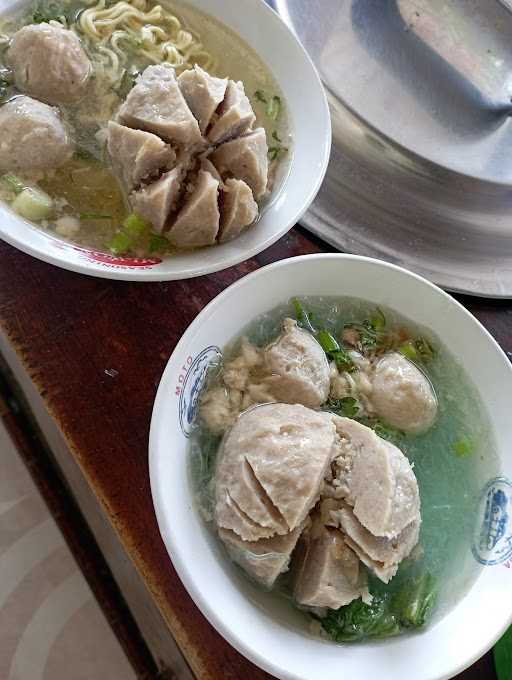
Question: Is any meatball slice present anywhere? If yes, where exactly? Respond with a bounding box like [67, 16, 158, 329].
[178, 65, 227, 134]
[370, 352, 438, 434]
[167, 169, 220, 248]
[7, 23, 91, 105]
[264, 318, 330, 408]
[117, 64, 202, 146]
[218, 178, 258, 243]
[0, 96, 73, 172]
[210, 127, 268, 199]
[293, 516, 368, 609]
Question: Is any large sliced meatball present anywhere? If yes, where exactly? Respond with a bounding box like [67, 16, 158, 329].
[370, 352, 438, 434]
[0, 96, 73, 172]
[264, 318, 330, 408]
[215, 403, 336, 542]
[7, 23, 91, 105]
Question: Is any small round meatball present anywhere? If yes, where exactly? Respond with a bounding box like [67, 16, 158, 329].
[0, 96, 73, 172]
[264, 318, 330, 408]
[370, 352, 437, 434]
[7, 23, 91, 104]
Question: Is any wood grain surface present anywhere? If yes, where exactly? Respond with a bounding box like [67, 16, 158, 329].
[0, 230, 506, 679]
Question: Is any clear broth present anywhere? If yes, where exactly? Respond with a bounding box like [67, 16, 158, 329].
[189, 296, 501, 634]
[0, 0, 291, 255]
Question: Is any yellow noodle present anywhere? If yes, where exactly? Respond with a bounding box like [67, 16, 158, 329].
[75, 0, 215, 81]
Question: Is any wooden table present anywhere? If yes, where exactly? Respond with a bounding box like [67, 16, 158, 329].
[0, 230, 506, 679]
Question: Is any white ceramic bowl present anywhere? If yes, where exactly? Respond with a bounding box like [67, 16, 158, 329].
[150, 254, 512, 680]
[0, 0, 330, 280]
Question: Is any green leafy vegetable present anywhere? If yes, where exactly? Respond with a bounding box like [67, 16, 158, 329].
[356, 416, 404, 442]
[292, 298, 355, 372]
[317, 330, 341, 354]
[32, 0, 70, 24]
[344, 308, 389, 353]
[272, 130, 282, 143]
[330, 347, 356, 372]
[254, 89, 267, 103]
[453, 438, 474, 459]
[322, 594, 400, 642]
[266, 95, 282, 120]
[321, 574, 437, 643]
[292, 298, 316, 334]
[494, 624, 512, 680]
[391, 573, 437, 628]
[325, 397, 360, 418]
[372, 419, 405, 442]
[2, 173, 25, 195]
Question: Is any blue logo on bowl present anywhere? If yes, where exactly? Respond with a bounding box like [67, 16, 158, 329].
[472, 477, 512, 566]
[178, 346, 222, 438]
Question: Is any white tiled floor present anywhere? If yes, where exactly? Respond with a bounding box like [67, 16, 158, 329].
[0, 422, 136, 680]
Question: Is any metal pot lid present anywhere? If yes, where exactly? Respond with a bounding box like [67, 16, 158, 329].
[272, 0, 512, 297]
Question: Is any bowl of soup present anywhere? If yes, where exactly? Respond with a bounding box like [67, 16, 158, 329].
[150, 254, 512, 680]
[0, 0, 330, 280]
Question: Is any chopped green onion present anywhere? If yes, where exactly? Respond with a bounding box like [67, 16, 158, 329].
[105, 213, 152, 255]
[123, 212, 150, 237]
[2, 173, 25, 195]
[317, 330, 340, 354]
[79, 213, 112, 220]
[11, 187, 54, 221]
[398, 340, 419, 362]
[399, 337, 435, 363]
[371, 307, 386, 332]
[268, 145, 288, 162]
[266, 95, 282, 120]
[107, 231, 132, 255]
[149, 232, 169, 253]
[453, 438, 474, 458]
[415, 337, 435, 361]
[254, 89, 268, 103]
[272, 130, 282, 143]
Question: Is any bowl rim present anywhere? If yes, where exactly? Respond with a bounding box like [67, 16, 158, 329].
[0, 0, 331, 281]
[149, 253, 512, 680]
